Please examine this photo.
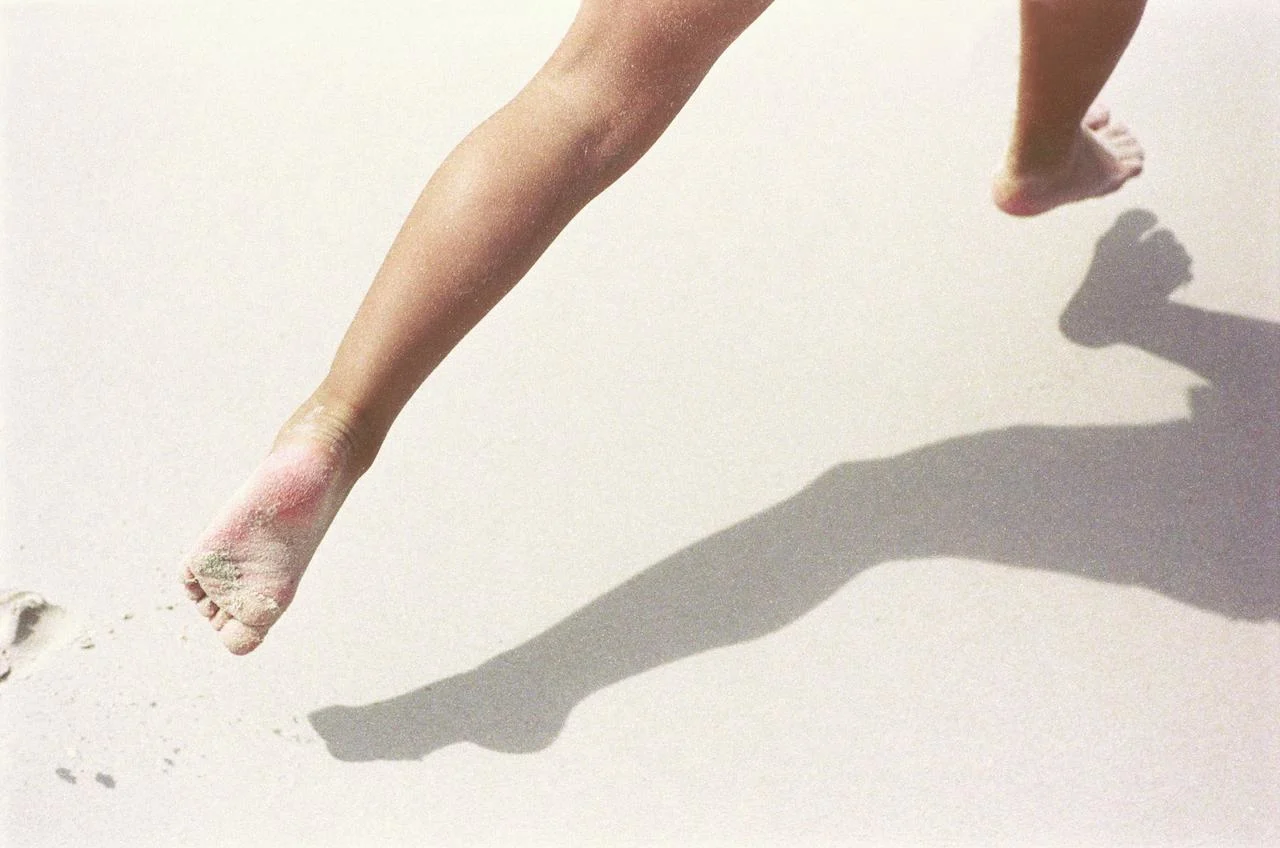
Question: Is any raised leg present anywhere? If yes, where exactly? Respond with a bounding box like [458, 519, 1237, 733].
[993, 0, 1148, 216]
[180, 0, 773, 654]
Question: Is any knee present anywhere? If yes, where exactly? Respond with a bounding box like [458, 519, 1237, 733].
[538, 0, 770, 175]
[566, 0, 767, 68]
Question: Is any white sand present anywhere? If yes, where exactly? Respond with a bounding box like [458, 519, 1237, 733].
[0, 592, 85, 684]
[3, 1, 1278, 845]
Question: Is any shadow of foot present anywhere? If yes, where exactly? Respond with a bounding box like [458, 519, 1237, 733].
[1059, 208, 1193, 347]
[309, 209, 1278, 763]
[308, 655, 575, 761]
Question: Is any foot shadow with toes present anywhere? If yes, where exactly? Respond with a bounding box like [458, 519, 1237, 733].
[310, 209, 1279, 761]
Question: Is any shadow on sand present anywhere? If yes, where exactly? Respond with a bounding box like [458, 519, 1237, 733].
[310, 209, 1280, 760]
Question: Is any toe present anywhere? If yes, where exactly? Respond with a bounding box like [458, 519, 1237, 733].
[224, 590, 285, 629]
[1117, 142, 1144, 160]
[197, 597, 219, 619]
[219, 619, 267, 655]
[1084, 105, 1111, 130]
[1101, 121, 1131, 141]
[1119, 152, 1144, 176]
[182, 567, 206, 601]
[211, 608, 231, 631]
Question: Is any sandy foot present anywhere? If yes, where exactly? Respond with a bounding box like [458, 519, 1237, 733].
[180, 432, 356, 655]
[993, 106, 1145, 217]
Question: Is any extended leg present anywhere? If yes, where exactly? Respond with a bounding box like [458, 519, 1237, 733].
[180, 0, 773, 655]
[993, 0, 1148, 216]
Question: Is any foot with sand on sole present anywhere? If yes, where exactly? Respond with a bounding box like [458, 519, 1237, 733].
[180, 406, 363, 654]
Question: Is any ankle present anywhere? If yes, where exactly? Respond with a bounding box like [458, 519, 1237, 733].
[1006, 131, 1084, 180]
[275, 393, 381, 476]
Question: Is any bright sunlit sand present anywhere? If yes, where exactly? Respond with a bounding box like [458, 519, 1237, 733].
[3, 1, 1278, 845]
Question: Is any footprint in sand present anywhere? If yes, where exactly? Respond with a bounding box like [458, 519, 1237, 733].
[0, 590, 83, 683]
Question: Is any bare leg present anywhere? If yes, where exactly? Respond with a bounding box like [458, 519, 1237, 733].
[180, 0, 773, 654]
[993, 0, 1148, 216]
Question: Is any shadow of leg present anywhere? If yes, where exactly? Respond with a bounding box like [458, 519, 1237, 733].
[309, 210, 1280, 762]
[308, 464, 896, 760]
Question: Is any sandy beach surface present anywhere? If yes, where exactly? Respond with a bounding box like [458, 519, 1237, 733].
[3, 1, 1278, 845]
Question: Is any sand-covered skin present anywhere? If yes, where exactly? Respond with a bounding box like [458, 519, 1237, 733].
[180, 437, 358, 655]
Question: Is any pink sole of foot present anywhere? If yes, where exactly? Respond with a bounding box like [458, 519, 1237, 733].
[181, 439, 352, 655]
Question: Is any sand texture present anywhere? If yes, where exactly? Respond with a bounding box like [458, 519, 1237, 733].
[3, 1, 1278, 845]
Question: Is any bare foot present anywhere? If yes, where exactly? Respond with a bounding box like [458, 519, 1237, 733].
[180, 407, 362, 654]
[993, 106, 1145, 217]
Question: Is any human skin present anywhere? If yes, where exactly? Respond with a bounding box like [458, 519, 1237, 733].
[182, 0, 1149, 653]
[993, 0, 1148, 215]
[182, 0, 776, 653]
